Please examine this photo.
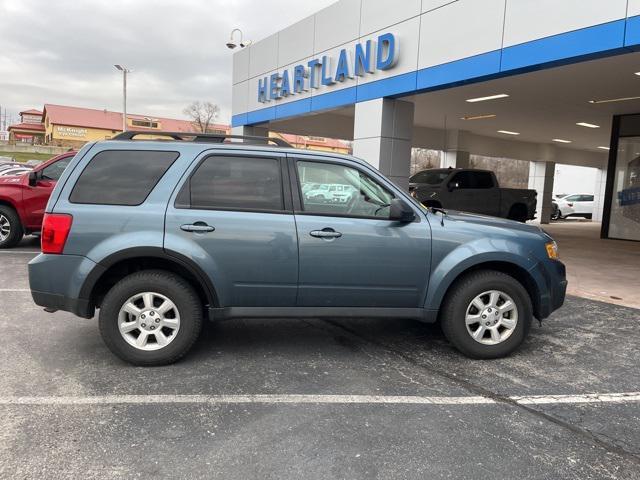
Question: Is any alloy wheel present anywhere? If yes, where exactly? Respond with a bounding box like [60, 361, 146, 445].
[465, 290, 518, 345]
[0, 214, 10, 243]
[117, 292, 181, 351]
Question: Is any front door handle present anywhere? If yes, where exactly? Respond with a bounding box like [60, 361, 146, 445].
[310, 228, 342, 239]
[180, 222, 215, 233]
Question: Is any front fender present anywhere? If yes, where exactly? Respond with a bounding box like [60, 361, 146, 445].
[424, 237, 538, 313]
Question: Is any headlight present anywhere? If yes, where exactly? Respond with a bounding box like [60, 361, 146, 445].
[545, 241, 559, 260]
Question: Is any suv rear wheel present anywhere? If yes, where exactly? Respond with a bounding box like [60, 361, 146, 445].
[99, 270, 203, 366]
[440, 270, 532, 359]
[0, 205, 24, 249]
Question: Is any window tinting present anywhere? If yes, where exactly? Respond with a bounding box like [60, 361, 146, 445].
[185, 156, 283, 211]
[410, 170, 450, 185]
[451, 171, 494, 189]
[297, 161, 394, 218]
[42, 155, 73, 181]
[69, 150, 179, 205]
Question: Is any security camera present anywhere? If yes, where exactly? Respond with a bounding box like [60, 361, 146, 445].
[227, 29, 250, 50]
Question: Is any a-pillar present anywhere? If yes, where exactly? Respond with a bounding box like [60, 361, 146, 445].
[528, 161, 556, 224]
[352, 98, 415, 190]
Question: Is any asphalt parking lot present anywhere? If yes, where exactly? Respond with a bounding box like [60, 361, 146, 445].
[1, 238, 639, 479]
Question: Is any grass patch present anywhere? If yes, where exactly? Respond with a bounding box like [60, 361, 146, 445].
[0, 151, 54, 163]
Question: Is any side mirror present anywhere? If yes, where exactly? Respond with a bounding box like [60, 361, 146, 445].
[447, 182, 456, 192]
[28, 171, 38, 187]
[389, 198, 416, 223]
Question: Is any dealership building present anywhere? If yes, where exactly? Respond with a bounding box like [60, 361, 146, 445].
[231, 0, 640, 242]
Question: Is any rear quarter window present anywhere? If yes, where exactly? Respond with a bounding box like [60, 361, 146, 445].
[69, 150, 179, 206]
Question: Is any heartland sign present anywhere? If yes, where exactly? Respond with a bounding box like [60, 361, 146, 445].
[257, 33, 398, 103]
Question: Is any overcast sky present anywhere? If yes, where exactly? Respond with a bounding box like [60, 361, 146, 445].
[0, 0, 336, 125]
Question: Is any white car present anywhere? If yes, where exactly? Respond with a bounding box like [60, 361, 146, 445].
[305, 184, 357, 203]
[555, 193, 594, 219]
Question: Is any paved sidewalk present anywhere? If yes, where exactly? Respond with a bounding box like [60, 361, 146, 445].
[543, 221, 640, 309]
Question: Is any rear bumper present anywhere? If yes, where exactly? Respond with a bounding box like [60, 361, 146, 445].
[30, 290, 93, 318]
[28, 253, 101, 318]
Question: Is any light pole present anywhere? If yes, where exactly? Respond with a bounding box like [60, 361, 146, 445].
[114, 65, 130, 132]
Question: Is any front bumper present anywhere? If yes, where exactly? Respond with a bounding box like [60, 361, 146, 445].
[28, 253, 101, 318]
[530, 259, 567, 320]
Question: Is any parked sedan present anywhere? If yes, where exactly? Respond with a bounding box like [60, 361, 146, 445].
[555, 193, 594, 219]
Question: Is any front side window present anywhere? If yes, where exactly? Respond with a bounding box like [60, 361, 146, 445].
[41, 155, 73, 181]
[564, 194, 581, 202]
[410, 170, 450, 185]
[297, 161, 394, 218]
[69, 150, 179, 205]
[180, 155, 283, 211]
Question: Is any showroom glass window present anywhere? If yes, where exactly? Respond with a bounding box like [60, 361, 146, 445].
[607, 115, 640, 241]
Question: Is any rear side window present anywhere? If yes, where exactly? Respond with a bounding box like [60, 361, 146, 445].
[177, 155, 284, 211]
[69, 150, 179, 206]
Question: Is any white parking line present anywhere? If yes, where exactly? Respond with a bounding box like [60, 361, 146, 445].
[0, 289, 30, 292]
[0, 250, 38, 254]
[0, 392, 638, 406]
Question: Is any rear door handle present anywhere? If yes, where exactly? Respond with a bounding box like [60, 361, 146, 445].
[181, 222, 215, 233]
[310, 229, 342, 239]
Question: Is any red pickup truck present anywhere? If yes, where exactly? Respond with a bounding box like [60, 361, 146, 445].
[0, 152, 75, 248]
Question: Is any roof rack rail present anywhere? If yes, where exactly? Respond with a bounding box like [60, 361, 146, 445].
[111, 131, 292, 148]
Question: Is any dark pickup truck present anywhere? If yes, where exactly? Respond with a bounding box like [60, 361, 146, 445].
[410, 168, 537, 222]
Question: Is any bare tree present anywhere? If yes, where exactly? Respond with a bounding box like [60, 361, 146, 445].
[183, 101, 220, 133]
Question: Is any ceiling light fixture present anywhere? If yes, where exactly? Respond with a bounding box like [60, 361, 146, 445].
[588, 96, 640, 104]
[634, 72, 640, 76]
[552, 138, 572, 143]
[466, 94, 509, 103]
[460, 114, 497, 121]
[597, 146, 610, 150]
[576, 122, 600, 128]
[497, 130, 520, 135]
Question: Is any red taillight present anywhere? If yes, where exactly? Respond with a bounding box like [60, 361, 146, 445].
[41, 213, 73, 254]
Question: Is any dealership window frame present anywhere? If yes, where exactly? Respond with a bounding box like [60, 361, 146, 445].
[601, 114, 640, 242]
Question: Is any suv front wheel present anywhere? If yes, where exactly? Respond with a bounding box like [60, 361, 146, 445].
[440, 270, 532, 359]
[99, 270, 203, 366]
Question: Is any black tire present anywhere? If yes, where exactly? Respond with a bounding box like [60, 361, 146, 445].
[99, 270, 203, 366]
[0, 205, 24, 249]
[440, 270, 533, 359]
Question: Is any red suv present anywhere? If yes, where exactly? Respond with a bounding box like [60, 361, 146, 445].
[0, 151, 75, 248]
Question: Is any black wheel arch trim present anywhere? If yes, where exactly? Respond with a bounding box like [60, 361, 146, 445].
[79, 246, 219, 308]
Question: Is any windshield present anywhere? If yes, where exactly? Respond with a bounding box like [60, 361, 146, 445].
[410, 170, 450, 185]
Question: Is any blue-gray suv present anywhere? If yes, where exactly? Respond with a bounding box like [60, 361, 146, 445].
[28, 132, 567, 366]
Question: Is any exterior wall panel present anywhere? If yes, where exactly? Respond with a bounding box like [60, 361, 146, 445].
[314, 0, 362, 54]
[232, 47, 250, 85]
[278, 16, 315, 66]
[248, 33, 279, 78]
[360, 0, 421, 36]
[502, 0, 627, 47]
[417, 0, 505, 69]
